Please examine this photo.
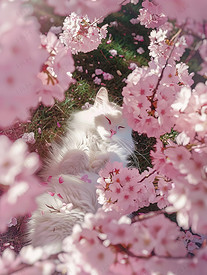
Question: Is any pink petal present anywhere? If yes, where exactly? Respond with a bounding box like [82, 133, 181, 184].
[57, 193, 63, 199]
[47, 176, 52, 182]
[59, 176, 64, 184]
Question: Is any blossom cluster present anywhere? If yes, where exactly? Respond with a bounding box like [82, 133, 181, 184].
[0, 135, 43, 232]
[97, 161, 173, 214]
[135, 0, 207, 28]
[151, 136, 207, 235]
[46, 0, 123, 21]
[122, 24, 194, 138]
[37, 31, 75, 106]
[57, 209, 187, 275]
[0, 0, 47, 127]
[60, 12, 108, 54]
[0, 0, 75, 127]
[138, 0, 167, 29]
[172, 82, 207, 141]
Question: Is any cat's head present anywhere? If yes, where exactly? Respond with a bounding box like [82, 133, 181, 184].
[70, 88, 133, 146]
[92, 88, 133, 146]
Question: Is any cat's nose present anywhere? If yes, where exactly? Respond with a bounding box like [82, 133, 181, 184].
[110, 129, 117, 137]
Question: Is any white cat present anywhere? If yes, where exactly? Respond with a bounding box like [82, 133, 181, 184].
[27, 88, 134, 254]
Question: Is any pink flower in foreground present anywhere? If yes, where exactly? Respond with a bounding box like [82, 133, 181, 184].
[97, 162, 157, 214]
[46, 0, 122, 21]
[0, 0, 47, 127]
[0, 135, 43, 232]
[138, 0, 167, 28]
[172, 82, 207, 141]
[37, 32, 75, 106]
[155, 0, 207, 24]
[59, 209, 187, 274]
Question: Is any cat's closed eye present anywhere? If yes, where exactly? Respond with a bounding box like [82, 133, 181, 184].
[118, 126, 125, 129]
[104, 116, 111, 125]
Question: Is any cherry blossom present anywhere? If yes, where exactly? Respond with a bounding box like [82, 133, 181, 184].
[60, 12, 108, 54]
[172, 82, 207, 141]
[137, 47, 145, 54]
[22, 132, 36, 145]
[97, 162, 170, 214]
[57, 209, 187, 274]
[109, 49, 117, 56]
[122, 23, 193, 138]
[138, 0, 167, 29]
[0, 136, 43, 232]
[151, 138, 207, 234]
[46, 0, 123, 21]
[0, 0, 47, 127]
[95, 69, 104, 75]
[154, 0, 207, 24]
[36, 31, 75, 106]
[93, 77, 101, 85]
[103, 72, 114, 81]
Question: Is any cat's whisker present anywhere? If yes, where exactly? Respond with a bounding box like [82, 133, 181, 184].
[116, 138, 141, 171]
[118, 137, 152, 171]
[122, 136, 152, 167]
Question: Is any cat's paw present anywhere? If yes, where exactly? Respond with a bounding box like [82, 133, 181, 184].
[59, 150, 89, 175]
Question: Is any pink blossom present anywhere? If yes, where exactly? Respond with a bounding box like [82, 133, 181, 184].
[0, 0, 48, 127]
[37, 32, 75, 106]
[122, 65, 175, 137]
[130, 18, 139, 24]
[103, 72, 114, 81]
[0, 136, 43, 232]
[22, 132, 36, 145]
[155, 0, 207, 24]
[20, 246, 43, 265]
[137, 47, 145, 54]
[59, 176, 64, 184]
[8, 217, 17, 227]
[94, 77, 101, 85]
[109, 49, 117, 56]
[138, 0, 167, 29]
[60, 13, 108, 54]
[149, 28, 187, 64]
[95, 69, 103, 75]
[134, 35, 144, 41]
[76, 66, 83, 72]
[172, 82, 207, 141]
[128, 63, 138, 70]
[97, 162, 157, 214]
[46, 0, 122, 21]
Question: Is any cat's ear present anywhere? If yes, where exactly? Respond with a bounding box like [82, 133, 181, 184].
[94, 87, 109, 106]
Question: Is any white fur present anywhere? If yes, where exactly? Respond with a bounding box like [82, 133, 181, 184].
[27, 88, 134, 254]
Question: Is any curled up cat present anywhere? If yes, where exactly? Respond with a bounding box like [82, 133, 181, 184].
[27, 87, 134, 254]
